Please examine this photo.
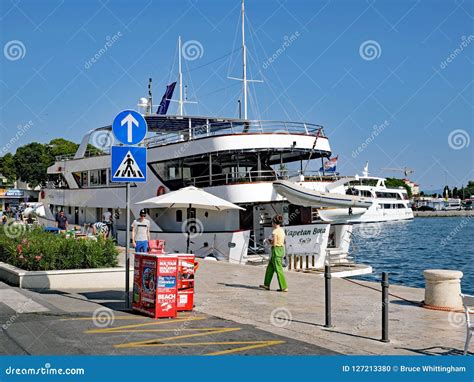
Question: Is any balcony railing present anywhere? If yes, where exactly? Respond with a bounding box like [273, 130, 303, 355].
[179, 169, 339, 188]
[145, 120, 325, 149]
[55, 120, 325, 161]
[55, 150, 111, 162]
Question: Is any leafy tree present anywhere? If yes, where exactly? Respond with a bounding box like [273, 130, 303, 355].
[47, 138, 79, 158]
[13, 143, 51, 187]
[0, 153, 17, 183]
[385, 178, 412, 198]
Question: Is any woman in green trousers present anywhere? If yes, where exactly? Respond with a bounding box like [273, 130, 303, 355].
[260, 215, 288, 292]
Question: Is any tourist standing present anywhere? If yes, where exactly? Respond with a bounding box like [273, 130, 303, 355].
[56, 210, 68, 231]
[132, 209, 150, 252]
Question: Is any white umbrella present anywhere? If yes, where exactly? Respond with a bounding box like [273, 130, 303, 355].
[136, 186, 245, 211]
[136, 186, 244, 254]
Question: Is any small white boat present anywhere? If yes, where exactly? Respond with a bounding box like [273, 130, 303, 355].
[273, 180, 373, 209]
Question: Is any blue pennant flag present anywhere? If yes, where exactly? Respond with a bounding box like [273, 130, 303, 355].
[156, 82, 177, 115]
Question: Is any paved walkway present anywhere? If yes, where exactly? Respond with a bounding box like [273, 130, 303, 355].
[0, 259, 469, 355]
[193, 260, 470, 355]
[0, 282, 335, 355]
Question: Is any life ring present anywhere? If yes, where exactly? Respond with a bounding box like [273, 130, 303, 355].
[157, 186, 166, 196]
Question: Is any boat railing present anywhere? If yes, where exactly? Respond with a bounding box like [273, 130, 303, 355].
[145, 120, 325, 149]
[55, 150, 110, 161]
[181, 169, 339, 187]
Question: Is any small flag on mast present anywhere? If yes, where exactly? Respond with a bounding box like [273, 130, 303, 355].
[156, 82, 177, 115]
[319, 156, 338, 173]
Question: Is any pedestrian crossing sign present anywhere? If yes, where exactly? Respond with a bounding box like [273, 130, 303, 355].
[111, 146, 147, 183]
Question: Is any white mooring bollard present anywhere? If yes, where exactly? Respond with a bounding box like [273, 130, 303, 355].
[423, 269, 463, 309]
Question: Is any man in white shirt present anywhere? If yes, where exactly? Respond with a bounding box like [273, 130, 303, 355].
[132, 209, 151, 252]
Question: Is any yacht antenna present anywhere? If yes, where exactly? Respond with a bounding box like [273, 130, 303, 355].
[228, 0, 262, 120]
[178, 35, 184, 116]
[363, 161, 369, 177]
[147, 78, 153, 115]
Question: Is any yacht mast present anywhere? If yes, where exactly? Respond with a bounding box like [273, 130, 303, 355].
[228, 0, 262, 120]
[178, 35, 184, 116]
[242, 0, 248, 120]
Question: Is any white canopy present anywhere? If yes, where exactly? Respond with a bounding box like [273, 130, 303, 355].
[136, 186, 244, 211]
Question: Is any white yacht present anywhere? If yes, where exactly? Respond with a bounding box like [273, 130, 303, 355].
[37, 1, 372, 271]
[316, 163, 414, 223]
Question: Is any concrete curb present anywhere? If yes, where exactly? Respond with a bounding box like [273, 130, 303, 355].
[0, 262, 133, 290]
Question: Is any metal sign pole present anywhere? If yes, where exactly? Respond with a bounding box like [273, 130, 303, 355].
[111, 109, 148, 311]
[125, 183, 131, 310]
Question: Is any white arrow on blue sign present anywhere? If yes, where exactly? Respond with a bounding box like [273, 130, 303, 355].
[111, 146, 147, 183]
[112, 109, 148, 145]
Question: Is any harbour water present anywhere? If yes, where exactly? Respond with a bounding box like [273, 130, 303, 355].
[351, 217, 473, 294]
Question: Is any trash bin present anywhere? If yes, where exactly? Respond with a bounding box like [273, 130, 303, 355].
[177, 254, 195, 311]
[132, 253, 178, 319]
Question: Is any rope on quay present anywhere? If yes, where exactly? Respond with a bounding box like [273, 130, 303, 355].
[341, 278, 473, 313]
[341, 278, 421, 306]
[420, 302, 464, 313]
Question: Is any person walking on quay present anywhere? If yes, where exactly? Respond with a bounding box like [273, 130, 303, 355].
[260, 215, 288, 292]
[132, 209, 151, 253]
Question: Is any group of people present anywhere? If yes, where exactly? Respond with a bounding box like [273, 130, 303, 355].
[55, 208, 288, 291]
[53, 208, 151, 253]
[1, 205, 36, 225]
[54, 209, 115, 239]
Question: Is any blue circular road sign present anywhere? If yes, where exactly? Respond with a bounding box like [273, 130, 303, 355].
[112, 109, 148, 145]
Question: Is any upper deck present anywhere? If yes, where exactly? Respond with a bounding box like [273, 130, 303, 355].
[55, 115, 327, 162]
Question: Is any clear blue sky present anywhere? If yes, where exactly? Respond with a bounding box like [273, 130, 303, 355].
[1, 0, 473, 190]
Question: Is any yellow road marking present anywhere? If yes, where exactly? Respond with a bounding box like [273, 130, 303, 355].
[114, 327, 241, 348]
[85, 316, 207, 334]
[114, 340, 285, 355]
[206, 340, 285, 356]
[79, 312, 286, 355]
[62, 316, 147, 321]
[63, 312, 197, 321]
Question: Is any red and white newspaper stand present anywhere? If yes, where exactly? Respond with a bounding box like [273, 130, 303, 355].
[177, 254, 195, 311]
[132, 253, 178, 319]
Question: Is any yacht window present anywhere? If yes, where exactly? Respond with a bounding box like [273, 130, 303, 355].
[384, 204, 392, 209]
[376, 192, 398, 199]
[176, 210, 183, 222]
[90, 169, 107, 186]
[100, 169, 107, 185]
[81, 171, 88, 187]
[358, 190, 372, 197]
[90, 170, 99, 186]
[73, 171, 88, 188]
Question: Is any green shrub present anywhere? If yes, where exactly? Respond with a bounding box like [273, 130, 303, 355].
[0, 227, 118, 271]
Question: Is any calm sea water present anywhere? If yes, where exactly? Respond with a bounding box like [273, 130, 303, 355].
[351, 217, 473, 294]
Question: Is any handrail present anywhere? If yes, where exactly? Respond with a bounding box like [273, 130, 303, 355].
[145, 120, 325, 149]
[55, 150, 110, 161]
[55, 120, 325, 161]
